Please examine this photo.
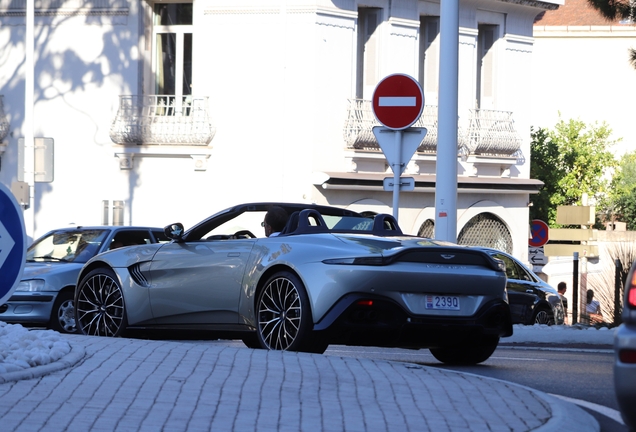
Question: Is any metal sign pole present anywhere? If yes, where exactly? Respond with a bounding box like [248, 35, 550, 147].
[392, 130, 402, 219]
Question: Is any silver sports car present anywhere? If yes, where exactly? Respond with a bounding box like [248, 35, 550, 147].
[74, 203, 512, 364]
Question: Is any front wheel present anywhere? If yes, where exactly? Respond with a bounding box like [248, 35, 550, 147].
[75, 267, 127, 337]
[429, 335, 500, 365]
[49, 291, 78, 334]
[256, 271, 326, 353]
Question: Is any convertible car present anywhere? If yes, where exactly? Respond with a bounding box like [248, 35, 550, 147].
[74, 202, 512, 364]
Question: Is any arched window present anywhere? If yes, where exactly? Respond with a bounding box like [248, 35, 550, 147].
[417, 219, 435, 238]
[457, 212, 512, 253]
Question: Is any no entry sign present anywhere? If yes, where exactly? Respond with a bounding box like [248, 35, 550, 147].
[372, 74, 424, 130]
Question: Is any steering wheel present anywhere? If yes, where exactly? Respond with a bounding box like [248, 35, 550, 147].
[232, 230, 256, 239]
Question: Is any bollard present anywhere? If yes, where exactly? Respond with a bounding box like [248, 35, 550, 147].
[615, 258, 623, 326]
[572, 252, 579, 325]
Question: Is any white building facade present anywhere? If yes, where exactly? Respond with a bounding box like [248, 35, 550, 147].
[0, 0, 561, 263]
[532, 0, 636, 155]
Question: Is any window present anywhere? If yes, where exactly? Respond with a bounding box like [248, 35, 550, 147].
[356, 8, 382, 99]
[419, 17, 440, 105]
[152, 3, 193, 111]
[476, 25, 498, 109]
[457, 212, 512, 253]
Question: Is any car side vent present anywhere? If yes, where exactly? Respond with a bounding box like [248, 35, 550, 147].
[129, 263, 151, 287]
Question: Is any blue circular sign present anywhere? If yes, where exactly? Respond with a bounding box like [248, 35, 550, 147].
[529, 219, 549, 248]
[0, 183, 27, 305]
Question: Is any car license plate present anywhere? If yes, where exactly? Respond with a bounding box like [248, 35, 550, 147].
[425, 295, 460, 311]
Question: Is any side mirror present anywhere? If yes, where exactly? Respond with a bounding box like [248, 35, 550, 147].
[164, 223, 185, 241]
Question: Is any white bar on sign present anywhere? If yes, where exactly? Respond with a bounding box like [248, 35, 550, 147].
[379, 96, 416, 107]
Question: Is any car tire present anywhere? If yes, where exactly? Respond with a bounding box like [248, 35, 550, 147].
[255, 271, 326, 353]
[49, 290, 78, 334]
[75, 267, 127, 337]
[241, 333, 262, 349]
[532, 307, 554, 325]
[429, 335, 500, 365]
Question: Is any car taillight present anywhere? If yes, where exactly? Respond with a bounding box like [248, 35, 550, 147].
[357, 300, 374, 307]
[619, 349, 636, 364]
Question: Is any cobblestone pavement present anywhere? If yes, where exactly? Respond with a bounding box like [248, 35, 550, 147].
[0, 335, 599, 431]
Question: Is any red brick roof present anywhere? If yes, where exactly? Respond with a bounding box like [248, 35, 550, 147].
[534, 0, 618, 25]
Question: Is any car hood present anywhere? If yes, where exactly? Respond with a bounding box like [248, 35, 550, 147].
[18, 262, 85, 292]
[22, 262, 84, 279]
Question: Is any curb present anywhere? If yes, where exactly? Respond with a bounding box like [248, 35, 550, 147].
[441, 368, 600, 432]
[0, 344, 86, 384]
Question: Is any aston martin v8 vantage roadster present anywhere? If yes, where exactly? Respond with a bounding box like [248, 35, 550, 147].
[74, 202, 512, 364]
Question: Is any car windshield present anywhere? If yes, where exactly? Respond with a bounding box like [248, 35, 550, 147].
[27, 229, 109, 264]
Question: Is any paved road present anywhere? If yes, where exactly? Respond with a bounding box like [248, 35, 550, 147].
[0, 334, 600, 431]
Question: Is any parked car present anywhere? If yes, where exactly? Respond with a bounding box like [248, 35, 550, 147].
[614, 260, 636, 431]
[474, 248, 564, 326]
[74, 202, 512, 364]
[0, 226, 169, 333]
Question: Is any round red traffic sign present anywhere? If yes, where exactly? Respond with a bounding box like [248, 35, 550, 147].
[529, 219, 549, 247]
[372, 74, 424, 130]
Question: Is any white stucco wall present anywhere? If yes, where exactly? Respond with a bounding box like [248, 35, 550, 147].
[531, 27, 636, 155]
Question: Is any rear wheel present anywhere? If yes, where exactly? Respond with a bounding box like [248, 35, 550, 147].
[256, 271, 327, 353]
[429, 335, 500, 365]
[49, 291, 77, 334]
[75, 268, 127, 337]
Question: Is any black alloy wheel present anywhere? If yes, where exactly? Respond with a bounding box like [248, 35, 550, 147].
[75, 267, 127, 337]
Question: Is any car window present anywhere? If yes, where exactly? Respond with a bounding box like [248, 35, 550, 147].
[109, 230, 159, 250]
[516, 264, 535, 282]
[203, 211, 265, 239]
[493, 253, 520, 280]
[27, 229, 109, 263]
[152, 230, 171, 243]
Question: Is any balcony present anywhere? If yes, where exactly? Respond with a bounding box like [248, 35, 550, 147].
[109, 95, 215, 146]
[342, 99, 521, 158]
[465, 109, 522, 157]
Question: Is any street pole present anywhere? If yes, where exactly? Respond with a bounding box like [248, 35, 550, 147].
[392, 130, 402, 220]
[435, 0, 459, 243]
[24, 0, 35, 241]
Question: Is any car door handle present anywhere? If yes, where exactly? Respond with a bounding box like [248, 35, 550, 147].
[525, 289, 534, 293]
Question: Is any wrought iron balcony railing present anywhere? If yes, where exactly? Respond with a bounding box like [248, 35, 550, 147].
[343, 99, 521, 158]
[464, 109, 521, 157]
[0, 96, 9, 142]
[110, 95, 215, 146]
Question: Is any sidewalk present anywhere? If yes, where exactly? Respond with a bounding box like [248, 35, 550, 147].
[0, 328, 602, 432]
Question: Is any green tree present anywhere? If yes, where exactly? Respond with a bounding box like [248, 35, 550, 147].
[608, 151, 636, 229]
[530, 118, 618, 226]
[587, 0, 636, 68]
